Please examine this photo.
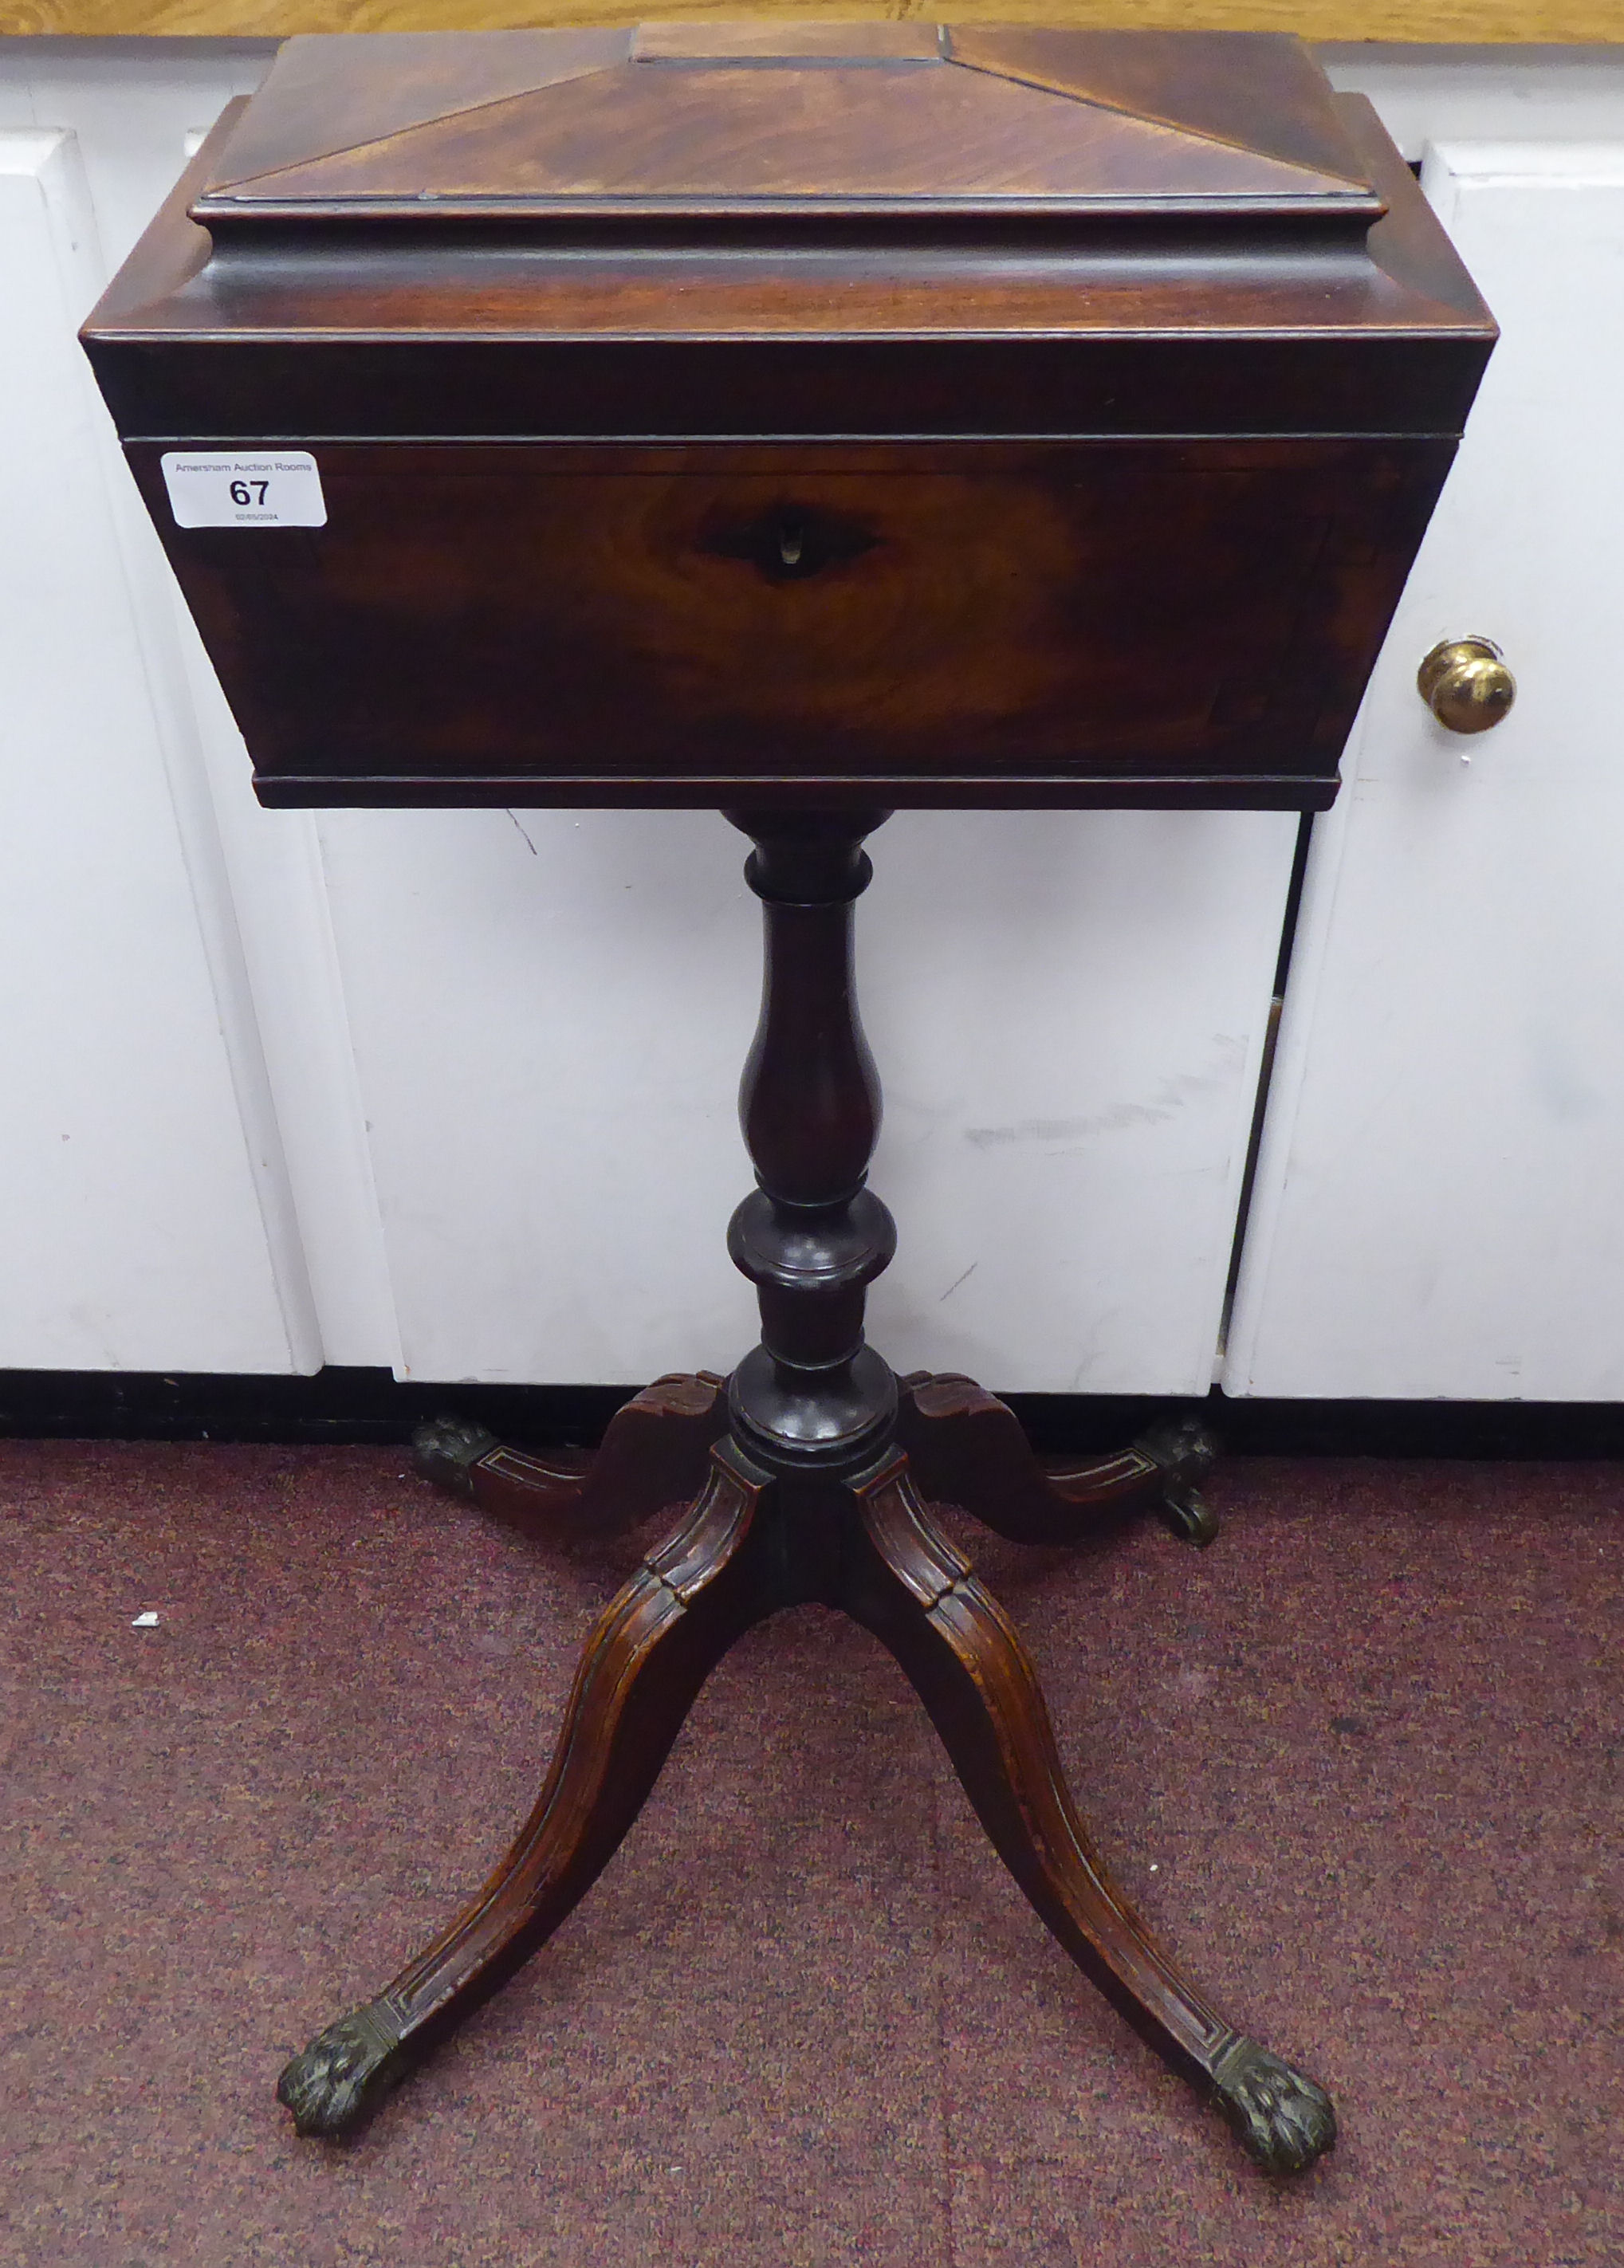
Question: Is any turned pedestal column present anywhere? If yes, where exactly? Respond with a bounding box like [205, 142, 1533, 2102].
[277, 812, 1335, 2177]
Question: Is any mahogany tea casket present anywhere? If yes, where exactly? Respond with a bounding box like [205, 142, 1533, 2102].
[77, 32, 1499, 2169]
[82, 23, 1495, 812]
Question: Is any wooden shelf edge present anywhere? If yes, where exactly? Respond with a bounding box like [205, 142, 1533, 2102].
[4, 3, 1622, 51]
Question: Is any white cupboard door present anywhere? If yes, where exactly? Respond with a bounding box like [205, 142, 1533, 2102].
[0, 128, 309, 1374]
[1227, 145, 1624, 1401]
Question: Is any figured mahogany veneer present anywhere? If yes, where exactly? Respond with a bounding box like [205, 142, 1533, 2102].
[83, 21, 1492, 812]
[83, 23, 1493, 2177]
[190, 23, 1375, 213]
[124, 437, 1453, 808]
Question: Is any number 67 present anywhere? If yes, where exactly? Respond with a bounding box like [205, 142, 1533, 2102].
[230, 478, 269, 506]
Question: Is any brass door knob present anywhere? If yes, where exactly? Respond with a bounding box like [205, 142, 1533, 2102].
[1417, 636, 1516, 734]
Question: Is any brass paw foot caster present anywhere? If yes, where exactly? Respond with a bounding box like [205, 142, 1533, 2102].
[411, 1415, 499, 1496]
[1134, 1413, 1220, 1547]
[1209, 2034, 1337, 2173]
[277, 2001, 411, 2138]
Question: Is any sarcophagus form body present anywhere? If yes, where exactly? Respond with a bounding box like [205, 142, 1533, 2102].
[83, 23, 1495, 812]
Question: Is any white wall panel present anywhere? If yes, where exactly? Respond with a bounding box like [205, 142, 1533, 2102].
[319, 805, 1296, 1393]
[0, 38, 400, 1374]
[1227, 145, 1624, 1399]
[0, 124, 300, 1372]
[863, 811, 1294, 1395]
[0, 38, 273, 269]
[1320, 43, 1624, 160]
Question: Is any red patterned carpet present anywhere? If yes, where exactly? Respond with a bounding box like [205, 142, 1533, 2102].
[2, 1440, 1618, 2267]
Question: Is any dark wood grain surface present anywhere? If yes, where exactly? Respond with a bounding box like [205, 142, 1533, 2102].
[189, 24, 1375, 218]
[83, 26, 1495, 809]
[128, 434, 1451, 808]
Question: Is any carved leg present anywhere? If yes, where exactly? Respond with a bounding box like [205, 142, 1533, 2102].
[895, 1372, 1219, 1547]
[277, 1442, 774, 2137]
[842, 1456, 1335, 2175]
[412, 1370, 728, 1540]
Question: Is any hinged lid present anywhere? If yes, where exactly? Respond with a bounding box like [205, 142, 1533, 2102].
[84, 22, 1494, 446]
[191, 22, 1382, 235]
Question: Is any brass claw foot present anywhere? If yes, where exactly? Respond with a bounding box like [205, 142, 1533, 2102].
[1209, 2035, 1337, 2173]
[1134, 1413, 1221, 1547]
[277, 2001, 411, 2138]
[411, 1415, 500, 1497]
